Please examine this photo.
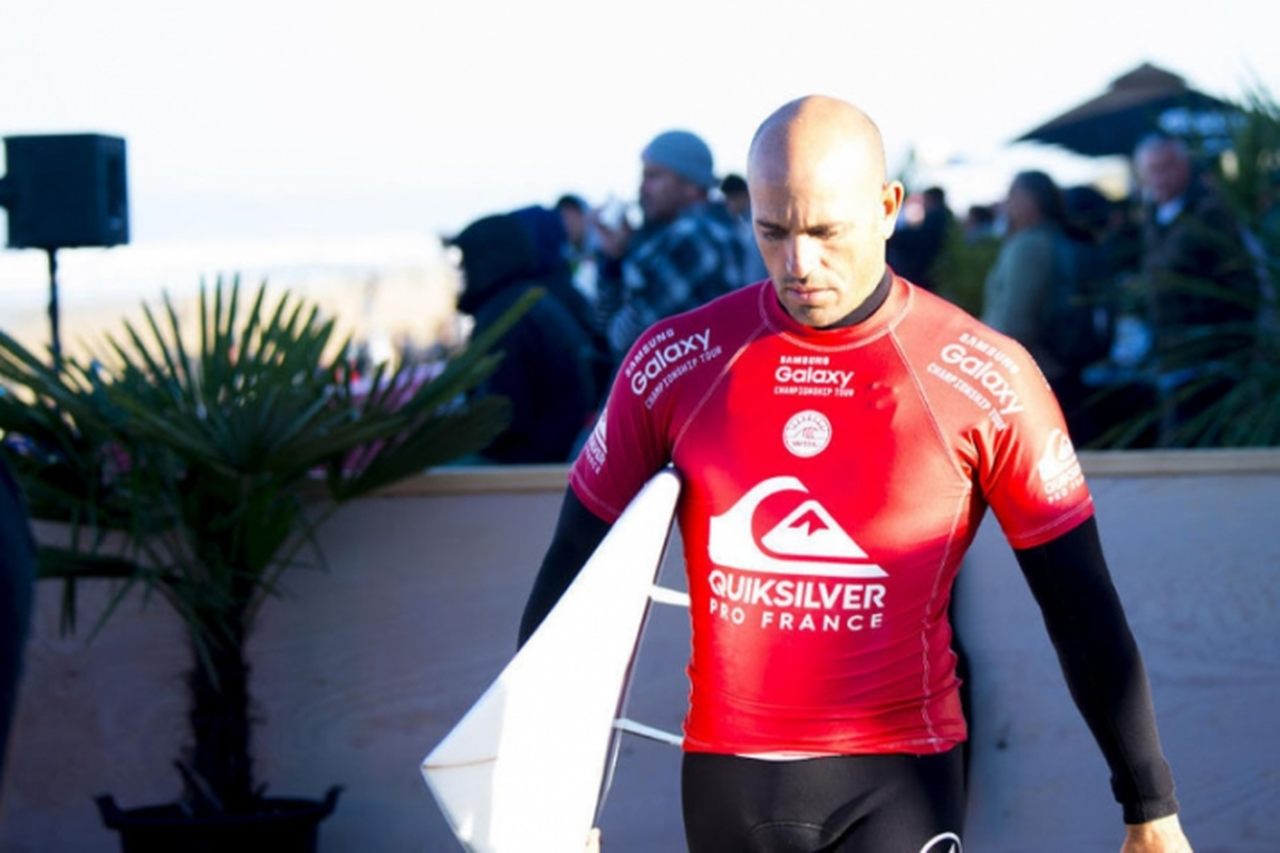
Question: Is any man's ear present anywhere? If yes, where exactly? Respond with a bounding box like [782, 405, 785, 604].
[880, 181, 906, 239]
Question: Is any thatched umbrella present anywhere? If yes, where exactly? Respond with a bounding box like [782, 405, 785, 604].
[1015, 63, 1238, 157]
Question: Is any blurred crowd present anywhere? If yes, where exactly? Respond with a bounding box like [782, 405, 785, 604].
[445, 127, 1276, 463]
[447, 130, 765, 464]
[926, 133, 1272, 448]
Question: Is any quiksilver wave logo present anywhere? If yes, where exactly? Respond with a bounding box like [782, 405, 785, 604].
[939, 343, 1024, 416]
[629, 329, 712, 395]
[1037, 428, 1083, 502]
[708, 477, 886, 579]
[706, 477, 888, 632]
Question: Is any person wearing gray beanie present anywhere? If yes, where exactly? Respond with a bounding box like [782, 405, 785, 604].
[634, 129, 717, 228]
[593, 128, 751, 361]
[642, 130, 717, 192]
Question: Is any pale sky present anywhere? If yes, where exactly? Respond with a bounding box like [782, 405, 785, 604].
[3, 0, 1277, 246]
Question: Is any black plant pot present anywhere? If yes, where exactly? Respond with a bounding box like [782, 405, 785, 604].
[96, 786, 342, 853]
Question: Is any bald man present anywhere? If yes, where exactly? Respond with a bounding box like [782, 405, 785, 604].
[1134, 134, 1259, 445]
[522, 97, 1190, 852]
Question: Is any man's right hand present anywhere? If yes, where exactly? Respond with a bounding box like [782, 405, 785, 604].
[585, 827, 602, 851]
[1121, 814, 1192, 853]
[592, 210, 632, 259]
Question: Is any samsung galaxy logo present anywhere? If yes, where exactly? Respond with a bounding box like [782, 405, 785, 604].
[939, 343, 1024, 416]
[775, 365, 855, 389]
[629, 329, 712, 395]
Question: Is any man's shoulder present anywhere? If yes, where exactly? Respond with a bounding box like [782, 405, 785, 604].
[1169, 183, 1240, 232]
[618, 283, 764, 359]
[899, 280, 977, 330]
[667, 203, 736, 241]
[648, 276, 763, 323]
[898, 295, 1054, 438]
[899, 284, 1044, 381]
[613, 284, 765, 411]
[627, 212, 707, 261]
[1003, 225, 1057, 262]
[528, 284, 594, 341]
[679, 278, 766, 328]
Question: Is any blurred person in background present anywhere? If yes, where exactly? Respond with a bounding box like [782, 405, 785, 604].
[719, 172, 750, 220]
[1259, 171, 1280, 251]
[510, 202, 614, 398]
[453, 213, 600, 463]
[1133, 134, 1260, 444]
[1257, 172, 1280, 333]
[964, 204, 998, 243]
[719, 173, 769, 284]
[982, 171, 1069, 378]
[887, 185, 953, 291]
[594, 130, 749, 363]
[555, 194, 600, 304]
[0, 453, 35, 797]
[983, 171, 1107, 436]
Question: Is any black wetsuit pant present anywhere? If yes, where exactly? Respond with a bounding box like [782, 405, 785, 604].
[682, 749, 965, 853]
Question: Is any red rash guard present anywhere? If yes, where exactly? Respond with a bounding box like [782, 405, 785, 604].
[570, 275, 1094, 755]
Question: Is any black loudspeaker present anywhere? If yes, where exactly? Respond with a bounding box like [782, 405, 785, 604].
[1, 134, 129, 249]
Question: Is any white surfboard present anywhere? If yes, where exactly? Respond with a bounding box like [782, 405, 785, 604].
[421, 469, 683, 852]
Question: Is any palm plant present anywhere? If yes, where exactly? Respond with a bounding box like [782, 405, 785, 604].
[0, 276, 536, 819]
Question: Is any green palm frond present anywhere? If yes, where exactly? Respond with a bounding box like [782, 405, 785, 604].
[0, 275, 536, 632]
[0, 273, 538, 815]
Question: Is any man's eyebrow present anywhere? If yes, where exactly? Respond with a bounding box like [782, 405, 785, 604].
[755, 218, 840, 233]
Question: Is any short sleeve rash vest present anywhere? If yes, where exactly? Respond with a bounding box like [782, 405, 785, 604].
[570, 276, 1094, 755]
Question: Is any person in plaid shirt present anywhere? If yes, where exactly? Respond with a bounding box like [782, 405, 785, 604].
[595, 130, 753, 362]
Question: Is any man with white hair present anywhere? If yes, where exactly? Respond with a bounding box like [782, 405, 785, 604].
[1134, 134, 1258, 443]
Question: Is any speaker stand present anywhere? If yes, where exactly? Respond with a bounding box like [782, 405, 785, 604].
[44, 247, 61, 368]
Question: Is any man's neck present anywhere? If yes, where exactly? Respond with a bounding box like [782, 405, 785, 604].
[645, 201, 705, 230]
[822, 268, 892, 330]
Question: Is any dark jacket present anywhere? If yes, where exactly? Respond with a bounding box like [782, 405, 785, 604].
[454, 214, 599, 464]
[1142, 180, 1259, 362]
[0, 453, 36, 779]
